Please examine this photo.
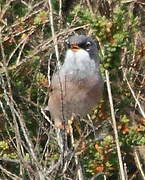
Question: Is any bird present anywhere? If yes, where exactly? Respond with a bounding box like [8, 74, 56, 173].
[48, 34, 104, 128]
[47, 35, 104, 157]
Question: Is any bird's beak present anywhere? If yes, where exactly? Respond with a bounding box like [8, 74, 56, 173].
[70, 45, 80, 51]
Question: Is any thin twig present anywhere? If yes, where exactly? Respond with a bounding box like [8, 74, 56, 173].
[41, 108, 55, 127]
[122, 69, 145, 118]
[68, 117, 84, 180]
[86, 0, 94, 14]
[0, 165, 21, 180]
[105, 70, 126, 180]
[134, 149, 145, 180]
[0, 158, 20, 164]
[48, 0, 60, 67]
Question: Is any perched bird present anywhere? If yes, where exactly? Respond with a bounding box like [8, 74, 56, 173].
[48, 35, 104, 128]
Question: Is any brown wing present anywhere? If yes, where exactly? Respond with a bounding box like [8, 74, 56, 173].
[48, 73, 103, 127]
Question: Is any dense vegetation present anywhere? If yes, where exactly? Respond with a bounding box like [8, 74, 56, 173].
[0, 0, 145, 179]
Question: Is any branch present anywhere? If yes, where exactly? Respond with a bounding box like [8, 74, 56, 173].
[68, 117, 84, 180]
[134, 148, 145, 180]
[48, 0, 60, 67]
[105, 70, 126, 180]
[0, 165, 20, 180]
[122, 69, 145, 118]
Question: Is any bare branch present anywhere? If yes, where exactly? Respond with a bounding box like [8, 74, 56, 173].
[48, 0, 60, 67]
[0, 165, 20, 180]
[134, 148, 145, 180]
[122, 68, 145, 118]
[105, 70, 126, 180]
[68, 117, 84, 180]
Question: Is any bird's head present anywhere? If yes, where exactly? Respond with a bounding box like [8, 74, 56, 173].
[66, 35, 98, 59]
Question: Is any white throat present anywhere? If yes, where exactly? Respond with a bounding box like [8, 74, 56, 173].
[59, 49, 98, 78]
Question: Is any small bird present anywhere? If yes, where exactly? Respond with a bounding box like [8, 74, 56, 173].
[48, 35, 104, 128]
[47, 34, 104, 161]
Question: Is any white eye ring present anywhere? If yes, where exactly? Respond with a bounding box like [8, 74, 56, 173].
[86, 41, 92, 51]
[86, 41, 91, 46]
[66, 41, 70, 45]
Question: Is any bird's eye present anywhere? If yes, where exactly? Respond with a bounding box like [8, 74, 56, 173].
[86, 41, 92, 49]
[66, 41, 70, 47]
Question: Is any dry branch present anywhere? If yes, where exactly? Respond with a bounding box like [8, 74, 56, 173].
[105, 70, 126, 180]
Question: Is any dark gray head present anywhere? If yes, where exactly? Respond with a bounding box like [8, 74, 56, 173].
[67, 35, 98, 59]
